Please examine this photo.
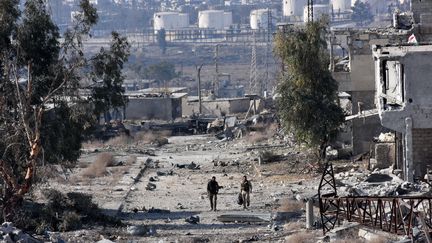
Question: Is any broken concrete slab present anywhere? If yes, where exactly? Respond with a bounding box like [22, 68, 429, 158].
[175, 162, 200, 170]
[358, 227, 401, 242]
[156, 170, 173, 176]
[126, 225, 156, 236]
[365, 173, 393, 182]
[271, 212, 302, 221]
[217, 213, 271, 223]
[97, 239, 115, 243]
[326, 222, 360, 240]
[147, 208, 170, 214]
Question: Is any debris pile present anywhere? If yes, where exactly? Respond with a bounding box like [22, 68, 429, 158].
[175, 162, 200, 170]
[0, 222, 39, 243]
[335, 167, 430, 197]
[185, 216, 200, 224]
[126, 225, 156, 236]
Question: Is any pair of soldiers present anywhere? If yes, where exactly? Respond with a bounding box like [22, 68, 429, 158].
[207, 175, 252, 211]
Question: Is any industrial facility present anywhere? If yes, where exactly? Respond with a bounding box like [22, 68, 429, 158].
[198, 10, 233, 30]
[250, 9, 275, 29]
[153, 12, 190, 31]
[9, 1, 427, 243]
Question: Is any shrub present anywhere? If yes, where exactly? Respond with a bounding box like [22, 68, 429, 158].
[59, 211, 82, 232]
[82, 152, 116, 177]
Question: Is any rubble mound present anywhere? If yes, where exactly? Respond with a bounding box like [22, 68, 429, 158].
[0, 222, 39, 243]
[335, 166, 430, 197]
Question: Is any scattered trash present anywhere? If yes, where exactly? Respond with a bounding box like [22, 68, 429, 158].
[185, 216, 200, 224]
[176, 203, 186, 210]
[176, 162, 200, 170]
[149, 176, 159, 182]
[146, 183, 157, 191]
[156, 170, 173, 176]
[126, 225, 156, 236]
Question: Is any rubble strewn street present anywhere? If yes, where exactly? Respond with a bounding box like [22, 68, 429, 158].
[3, 0, 432, 242]
[35, 130, 325, 242]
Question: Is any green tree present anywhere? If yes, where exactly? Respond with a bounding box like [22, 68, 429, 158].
[142, 62, 178, 86]
[351, 0, 374, 26]
[274, 20, 345, 158]
[0, 0, 127, 221]
[90, 32, 131, 121]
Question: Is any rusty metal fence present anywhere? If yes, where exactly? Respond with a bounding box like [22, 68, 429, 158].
[318, 163, 432, 242]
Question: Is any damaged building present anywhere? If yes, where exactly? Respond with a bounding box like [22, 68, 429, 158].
[332, 0, 432, 158]
[374, 44, 432, 182]
[331, 29, 407, 155]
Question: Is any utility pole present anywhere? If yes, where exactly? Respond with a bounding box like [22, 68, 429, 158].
[329, 32, 334, 72]
[249, 32, 258, 95]
[196, 64, 204, 114]
[308, 0, 314, 23]
[265, 8, 272, 97]
[214, 45, 219, 97]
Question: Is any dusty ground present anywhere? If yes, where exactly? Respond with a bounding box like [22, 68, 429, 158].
[35, 132, 323, 242]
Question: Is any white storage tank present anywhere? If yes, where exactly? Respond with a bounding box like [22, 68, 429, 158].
[199, 10, 232, 29]
[331, 0, 351, 12]
[153, 12, 189, 31]
[303, 4, 330, 22]
[250, 9, 276, 29]
[283, 0, 307, 17]
[224, 12, 233, 27]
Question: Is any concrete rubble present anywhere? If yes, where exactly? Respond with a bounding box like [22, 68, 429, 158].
[184, 216, 200, 224]
[217, 213, 271, 223]
[334, 166, 430, 197]
[126, 225, 156, 236]
[0, 223, 40, 243]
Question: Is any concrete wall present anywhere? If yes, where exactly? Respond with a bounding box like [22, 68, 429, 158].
[183, 98, 251, 117]
[375, 46, 432, 132]
[350, 55, 375, 91]
[333, 72, 351, 91]
[125, 97, 182, 121]
[374, 45, 432, 179]
[412, 129, 432, 177]
[412, 0, 432, 24]
[333, 31, 407, 92]
[351, 91, 389, 155]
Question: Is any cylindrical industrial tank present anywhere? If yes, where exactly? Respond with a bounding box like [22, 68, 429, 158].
[283, 0, 308, 17]
[153, 12, 189, 31]
[199, 10, 231, 29]
[303, 4, 330, 22]
[224, 12, 233, 28]
[179, 13, 189, 27]
[250, 9, 276, 29]
[331, 0, 351, 12]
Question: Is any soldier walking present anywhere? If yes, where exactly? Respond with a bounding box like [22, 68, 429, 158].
[240, 175, 252, 209]
[207, 176, 223, 211]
